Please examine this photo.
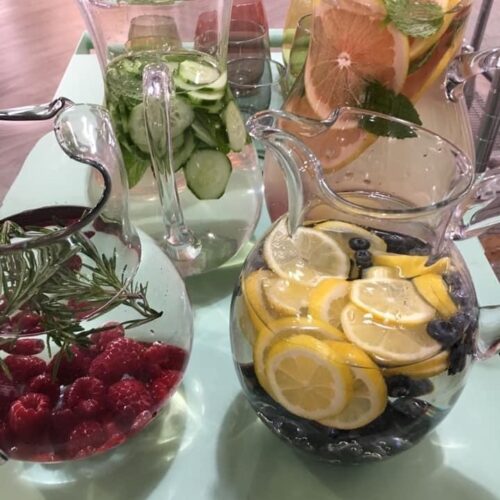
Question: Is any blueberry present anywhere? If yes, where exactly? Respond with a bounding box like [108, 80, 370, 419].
[349, 237, 370, 251]
[378, 232, 428, 254]
[443, 272, 468, 305]
[450, 311, 472, 332]
[392, 398, 430, 419]
[386, 375, 433, 398]
[426, 319, 460, 348]
[355, 249, 372, 269]
[448, 343, 467, 375]
[386, 375, 412, 397]
[407, 246, 430, 256]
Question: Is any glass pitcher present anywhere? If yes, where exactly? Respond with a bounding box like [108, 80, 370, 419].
[76, 0, 262, 277]
[230, 107, 500, 464]
[265, 0, 500, 221]
[0, 100, 192, 465]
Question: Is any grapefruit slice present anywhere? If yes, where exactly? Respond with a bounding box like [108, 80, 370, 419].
[285, 0, 409, 172]
[304, 0, 409, 119]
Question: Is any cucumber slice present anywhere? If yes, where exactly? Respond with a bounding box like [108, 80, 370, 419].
[222, 101, 247, 152]
[174, 75, 203, 92]
[128, 103, 149, 153]
[205, 71, 228, 91]
[194, 100, 225, 113]
[179, 60, 220, 85]
[184, 150, 232, 199]
[191, 119, 217, 147]
[168, 97, 195, 137]
[128, 97, 194, 153]
[187, 89, 225, 102]
[172, 132, 185, 151]
[173, 131, 195, 172]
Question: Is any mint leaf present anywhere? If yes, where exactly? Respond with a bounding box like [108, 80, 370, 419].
[361, 81, 422, 139]
[384, 0, 444, 38]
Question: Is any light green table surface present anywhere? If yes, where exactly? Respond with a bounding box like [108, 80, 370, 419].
[1, 35, 499, 500]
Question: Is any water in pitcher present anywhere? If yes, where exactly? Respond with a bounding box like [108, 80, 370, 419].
[231, 210, 477, 463]
[103, 49, 261, 264]
[265, 0, 475, 220]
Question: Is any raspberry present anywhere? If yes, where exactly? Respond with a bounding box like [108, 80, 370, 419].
[100, 432, 126, 452]
[10, 311, 42, 334]
[65, 255, 83, 272]
[26, 374, 60, 406]
[67, 421, 106, 458]
[0, 375, 18, 418]
[67, 299, 106, 321]
[142, 343, 187, 379]
[8, 393, 51, 439]
[1, 338, 45, 355]
[143, 342, 172, 365]
[48, 346, 92, 385]
[107, 379, 152, 426]
[89, 338, 144, 384]
[49, 408, 77, 445]
[4, 355, 47, 383]
[160, 345, 187, 371]
[101, 418, 126, 451]
[65, 377, 106, 419]
[150, 370, 181, 404]
[90, 323, 124, 352]
[130, 410, 153, 434]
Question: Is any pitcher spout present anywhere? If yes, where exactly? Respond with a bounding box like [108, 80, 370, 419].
[246, 109, 332, 234]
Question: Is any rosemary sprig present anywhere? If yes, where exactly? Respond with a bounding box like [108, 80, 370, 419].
[0, 219, 162, 356]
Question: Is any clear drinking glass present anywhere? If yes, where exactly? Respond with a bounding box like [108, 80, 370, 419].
[286, 14, 312, 85]
[229, 58, 288, 158]
[228, 58, 288, 118]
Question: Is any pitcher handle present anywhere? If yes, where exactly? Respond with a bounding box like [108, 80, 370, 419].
[0, 97, 73, 121]
[445, 47, 500, 101]
[142, 63, 201, 262]
[451, 166, 500, 357]
[451, 167, 500, 240]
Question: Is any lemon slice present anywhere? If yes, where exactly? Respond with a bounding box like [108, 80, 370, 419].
[263, 278, 312, 317]
[363, 266, 399, 279]
[264, 218, 350, 287]
[350, 278, 436, 325]
[315, 220, 387, 255]
[372, 253, 450, 278]
[309, 278, 351, 328]
[234, 295, 259, 347]
[242, 269, 277, 331]
[409, 0, 461, 61]
[319, 341, 387, 429]
[341, 303, 442, 364]
[265, 334, 353, 419]
[382, 350, 449, 379]
[413, 273, 458, 319]
[254, 317, 346, 393]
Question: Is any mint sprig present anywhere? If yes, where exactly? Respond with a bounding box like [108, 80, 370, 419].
[361, 81, 422, 139]
[383, 0, 444, 38]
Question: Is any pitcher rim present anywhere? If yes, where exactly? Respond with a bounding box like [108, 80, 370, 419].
[323, 106, 476, 217]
